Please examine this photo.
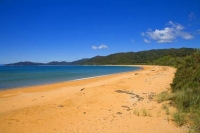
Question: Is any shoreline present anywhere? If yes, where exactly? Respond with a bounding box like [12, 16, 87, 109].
[0, 65, 142, 91]
[0, 65, 186, 133]
[0, 66, 144, 98]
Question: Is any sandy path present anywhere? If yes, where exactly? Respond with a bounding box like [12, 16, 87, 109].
[0, 65, 186, 133]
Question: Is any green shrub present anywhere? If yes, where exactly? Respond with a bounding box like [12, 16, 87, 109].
[173, 112, 186, 126]
[153, 50, 200, 132]
[156, 91, 174, 103]
[142, 109, 148, 117]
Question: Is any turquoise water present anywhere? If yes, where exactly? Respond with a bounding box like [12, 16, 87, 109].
[0, 66, 140, 90]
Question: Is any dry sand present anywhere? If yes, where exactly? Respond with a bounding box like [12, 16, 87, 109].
[0, 65, 187, 133]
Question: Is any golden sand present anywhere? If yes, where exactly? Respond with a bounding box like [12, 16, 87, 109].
[0, 65, 187, 133]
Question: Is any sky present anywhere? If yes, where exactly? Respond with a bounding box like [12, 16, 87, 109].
[0, 0, 200, 64]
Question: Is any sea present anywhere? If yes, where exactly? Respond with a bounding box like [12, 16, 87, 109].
[0, 66, 141, 90]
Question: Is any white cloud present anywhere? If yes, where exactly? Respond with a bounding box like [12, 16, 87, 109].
[142, 21, 193, 43]
[144, 38, 151, 43]
[146, 28, 175, 43]
[189, 12, 195, 21]
[92, 44, 108, 50]
[180, 32, 193, 39]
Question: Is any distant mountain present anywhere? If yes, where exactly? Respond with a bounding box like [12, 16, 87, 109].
[5, 61, 45, 66]
[69, 58, 89, 65]
[46, 58, 90, 65]
[5, 58, 90, 66]
[46, 61, 70, 65]
[5, 48, 195, 66]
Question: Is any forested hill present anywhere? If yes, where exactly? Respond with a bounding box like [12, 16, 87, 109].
[82, 48, 194, 65]
[5, 48, 195, 66]
[5, 58, 89, 66]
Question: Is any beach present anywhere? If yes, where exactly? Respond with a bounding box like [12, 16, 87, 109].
[0, 65, 186, 133]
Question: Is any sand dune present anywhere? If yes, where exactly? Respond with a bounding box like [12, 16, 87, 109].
[0, 65, 187, 133]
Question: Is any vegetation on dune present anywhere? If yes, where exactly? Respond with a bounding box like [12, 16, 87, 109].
[172, 50, 200, 132]
[155, 49, 200, 132]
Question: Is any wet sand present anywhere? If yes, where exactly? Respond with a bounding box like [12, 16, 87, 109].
[0, 65, 186, 133]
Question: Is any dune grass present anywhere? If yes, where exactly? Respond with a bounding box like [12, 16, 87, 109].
[154, 49, 200, 132]
[156, 91, 174, 103]
[133, 108, 152, 117]
[133, 109, 140, 116]
[173, 112, 186, 126]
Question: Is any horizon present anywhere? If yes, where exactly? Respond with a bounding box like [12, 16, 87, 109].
[1, 0, 200, 64]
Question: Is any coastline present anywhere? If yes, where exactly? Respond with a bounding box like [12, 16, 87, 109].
[0, 65, 142, 92]
[0, 65, 141, 91]
[0, 65, 186, 133]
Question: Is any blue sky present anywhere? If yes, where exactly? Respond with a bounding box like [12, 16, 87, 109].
[0, 0, 200, 64]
